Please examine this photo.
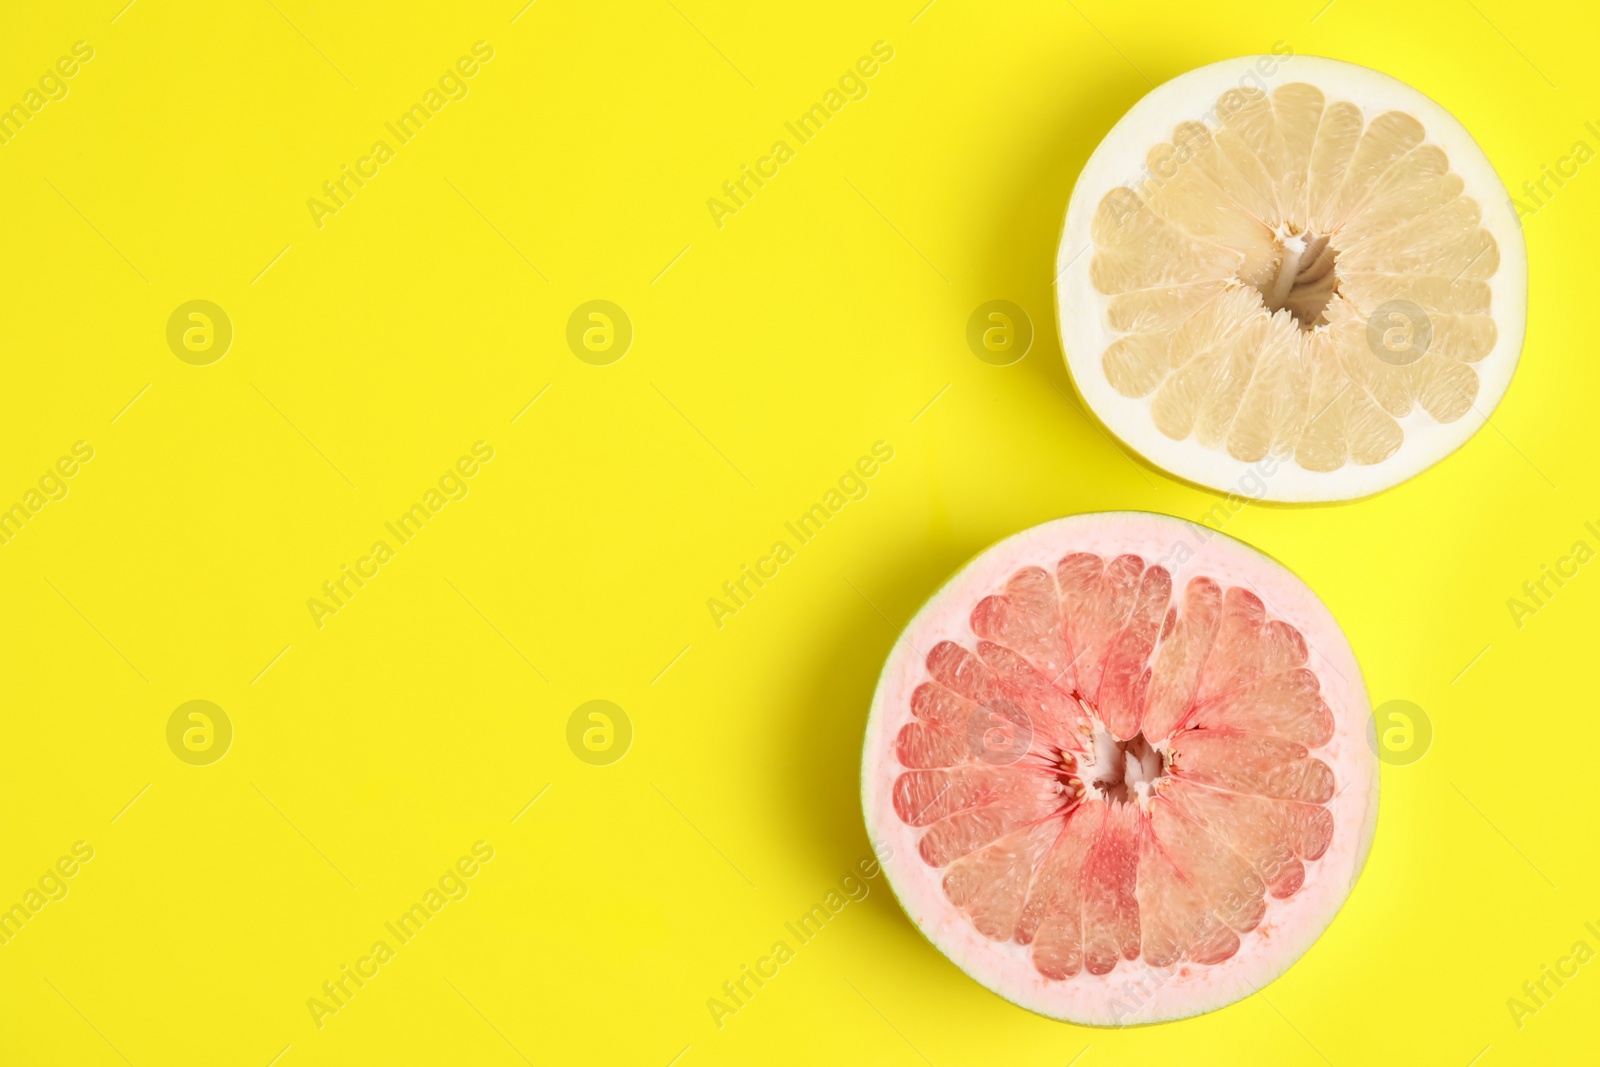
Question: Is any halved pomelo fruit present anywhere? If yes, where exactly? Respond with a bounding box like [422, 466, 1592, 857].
[860, 513, 1377, 1024]
[1057, 56, 1526, 501]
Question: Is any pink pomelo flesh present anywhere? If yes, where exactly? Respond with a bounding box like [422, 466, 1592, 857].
[861, 513, 1376, 1024]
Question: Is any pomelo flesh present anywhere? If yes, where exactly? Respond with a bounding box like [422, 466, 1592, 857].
[860, 513, 1377, 1024]
[1057, 56, 1527, 502]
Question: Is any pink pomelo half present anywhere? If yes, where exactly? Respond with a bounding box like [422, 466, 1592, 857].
[860, 512, 1377, 1024]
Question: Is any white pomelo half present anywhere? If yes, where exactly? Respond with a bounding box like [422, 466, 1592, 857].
[1057, 56, 1526, 501]
[860, 513, 1377, 1024]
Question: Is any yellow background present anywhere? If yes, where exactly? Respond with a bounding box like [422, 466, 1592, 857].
[0, 1, 1594, 1063]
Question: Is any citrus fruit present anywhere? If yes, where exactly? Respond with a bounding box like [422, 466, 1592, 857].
[860, 513, 1377, 1024]
[1057, 56, 1526, 501]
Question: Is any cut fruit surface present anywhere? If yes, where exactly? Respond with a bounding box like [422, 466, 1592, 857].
[861, 513, 1377, 1024]
[1057, 56, 1526, 501]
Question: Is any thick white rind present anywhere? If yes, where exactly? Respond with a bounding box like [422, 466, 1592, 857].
[1056, 55, 1528, 503]
[860, 513, 1379, 1025]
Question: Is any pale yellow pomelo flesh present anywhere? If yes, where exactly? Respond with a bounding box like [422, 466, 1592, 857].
[861, 513, 1377, 1024]
[1058, 56, 1526, 502]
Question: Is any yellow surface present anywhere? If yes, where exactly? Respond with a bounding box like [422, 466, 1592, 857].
[0, 2, 1593, 1064]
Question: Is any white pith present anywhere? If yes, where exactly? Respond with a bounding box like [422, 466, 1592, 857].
[1086, 721, 1164, 805]
[860, 513, 1379, 1025]
[1056, 55, 1528, 502]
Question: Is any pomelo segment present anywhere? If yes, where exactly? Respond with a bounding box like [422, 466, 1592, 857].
[1057, 56, 1526, 501]
[861, 513, 1377, 1024]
